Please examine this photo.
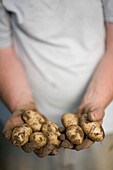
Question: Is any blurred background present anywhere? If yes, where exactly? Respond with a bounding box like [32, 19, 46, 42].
[1, 100, 113, 170]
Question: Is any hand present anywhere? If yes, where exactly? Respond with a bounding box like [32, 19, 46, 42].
[2, 105, 58, 157]
[2, 103, 39, 153]
[75, 103, 105, 151]
[2, 109, 25, 140]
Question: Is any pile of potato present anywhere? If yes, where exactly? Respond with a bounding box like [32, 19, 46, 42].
[59, 113, 104, 150]
[11, 110, 105, 158]
[11, 110, 61, 157]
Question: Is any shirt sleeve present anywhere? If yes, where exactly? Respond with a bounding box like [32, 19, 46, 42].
[102, 0, 113, 22]
[0, 1, 13, 49]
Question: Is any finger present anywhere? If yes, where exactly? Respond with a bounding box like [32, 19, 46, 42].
[99, 119, 103, 125]
[76, 108, 83, 118]
[88, 107, 105, 122]
[75, 139, 94, 151]
[2, 115, 24, 140]
[34, 144, 55, 158]
[22, 142, 38, 153]
[2, 128, 13, 141]
[76, 104, 92, 117]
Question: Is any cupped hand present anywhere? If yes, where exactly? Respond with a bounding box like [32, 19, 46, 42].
[2, 106, 58, 157]
[2, 106, 39, 153]
[75, 103, 105, 151]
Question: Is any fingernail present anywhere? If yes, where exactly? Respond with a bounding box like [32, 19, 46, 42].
[88, 113, 95, 121]
[91, 113, 95, 120]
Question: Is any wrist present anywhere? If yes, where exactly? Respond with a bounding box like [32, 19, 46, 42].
[80, 91, 105, 109]
[10, 98, 38, 114]
[81, 98, 103, 109]
[80, 84, 108, 109]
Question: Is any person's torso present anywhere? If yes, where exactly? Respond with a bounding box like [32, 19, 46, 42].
[3, 0, 111, 132]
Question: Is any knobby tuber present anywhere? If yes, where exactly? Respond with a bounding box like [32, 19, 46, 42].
[30, 132, 47, 149]
[60, 139, 74, 149]
[66, 125, 84, 145]
[23, 110, 45, 131]
[11, 124, 32, 146]
[80, 114, 105, 142]
[35, 144, 55, 158]
[61, 113, 84, 145]
[42, 120, 61, 146]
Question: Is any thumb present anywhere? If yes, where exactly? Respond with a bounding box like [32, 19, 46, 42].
[88, 107, 105, 122]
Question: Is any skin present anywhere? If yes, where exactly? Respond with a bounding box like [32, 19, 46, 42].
[75, 23, 113, 151]
[1, 22, 113, 153]
[0, 47, 53, 155]
[2, 107, 40, 152]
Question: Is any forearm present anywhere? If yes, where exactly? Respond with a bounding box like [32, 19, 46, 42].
[81, 23, 113, 108]
[0, 46, 37, 112]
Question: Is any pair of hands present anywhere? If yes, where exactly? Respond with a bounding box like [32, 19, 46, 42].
[2, 103, 105, 156]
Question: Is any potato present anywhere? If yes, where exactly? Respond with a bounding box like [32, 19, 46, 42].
[60, 139, 74, 149]
[11, 124, 32, 146]
[35, 144, 55, 158]
[80, 114, 105, 142]
[50, 147, 59, 155]
[58, 127, 65, 133]
[41, 120, 61, 147]
[23, 110, 45, 131]
[61, 113, 79, 128]
[41, 120, 61, 136]
[30, 132, 47, 149]
[66, 125, 84, 145]
[47, 132, 61, 146]
[61, 113, 84, 146]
